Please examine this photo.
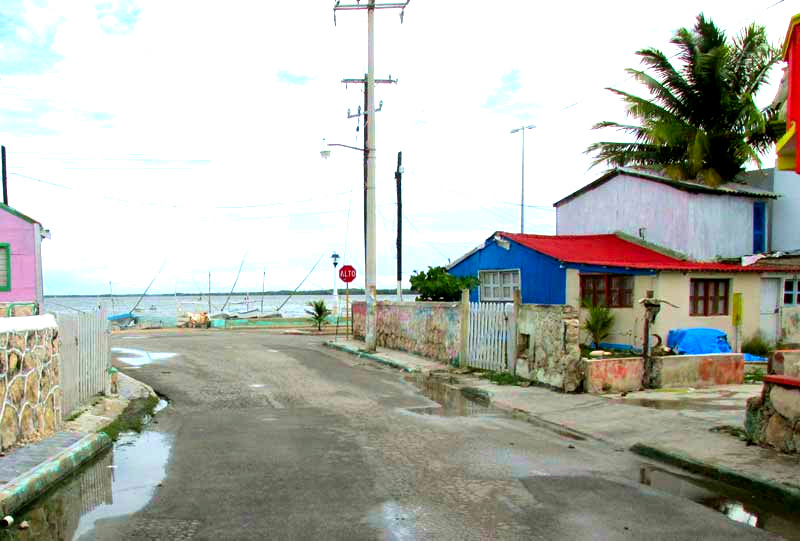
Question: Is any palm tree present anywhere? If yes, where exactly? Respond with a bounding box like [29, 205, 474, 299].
[305, 300, 331, 331]
[586, 14, 782, 186]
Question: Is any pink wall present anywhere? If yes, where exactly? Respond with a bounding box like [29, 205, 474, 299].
[584, 357, 644, 393]
[0, 210, 39, 304]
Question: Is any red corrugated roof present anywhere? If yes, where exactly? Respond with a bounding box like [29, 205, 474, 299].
[497, 232, 800, 273]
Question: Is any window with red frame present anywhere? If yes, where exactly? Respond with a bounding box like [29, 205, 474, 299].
[580, 274, 633, 308]
[689, 279, 729, 316]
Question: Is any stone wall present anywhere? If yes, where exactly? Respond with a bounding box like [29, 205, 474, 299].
[515, 304, 582, 392]
[0, 302, 38, 318]
[352, 301, 462, 364]
[746, 379, 800, 453]
[0, 315, 62, 450]
[583, 357, 644, 393]
[780, 306, 800, 345]
[771, 350, 800, 378]
[650, 353, 744, 388]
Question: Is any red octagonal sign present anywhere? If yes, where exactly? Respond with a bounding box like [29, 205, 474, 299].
[338, 265, 357, 283]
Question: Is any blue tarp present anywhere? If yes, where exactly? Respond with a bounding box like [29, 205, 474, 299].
[743, 353, 768, 362]
[666, 328, 732, 355]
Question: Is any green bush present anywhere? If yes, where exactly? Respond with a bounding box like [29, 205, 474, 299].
[583, 303, 615, 348]
[409, 266, 479, 301]
[741, 333, 771, 357]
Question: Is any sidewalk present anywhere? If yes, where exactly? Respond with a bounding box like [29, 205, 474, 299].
[0, 372, 155, 517]
[325, 339, 800, 505]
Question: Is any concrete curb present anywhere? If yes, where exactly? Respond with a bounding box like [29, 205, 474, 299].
[630, 443, 800, 507]
[323, 341, 420, 373]
[0, 432, 112, 516]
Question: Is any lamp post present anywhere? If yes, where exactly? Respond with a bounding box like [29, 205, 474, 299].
[510, 124, 535, 233]
[331, 251, 340, 315]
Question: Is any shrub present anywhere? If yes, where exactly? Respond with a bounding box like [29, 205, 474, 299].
[409, 266, 479, 301]
[583, 303, 615, 348]
[305, 300, 331, 331]
[741, 332, 771, 357]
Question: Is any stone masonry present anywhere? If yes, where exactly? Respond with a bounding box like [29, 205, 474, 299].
[515, 304, 581, 392]
[745, 379, 800, 454]
[0, 316, 62, 450]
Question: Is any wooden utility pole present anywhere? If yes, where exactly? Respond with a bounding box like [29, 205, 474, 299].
[1, 146, 7, 206]
[395, 151, 403, 301]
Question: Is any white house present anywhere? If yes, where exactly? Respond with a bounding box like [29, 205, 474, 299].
[741, 167, 800, 253]
[554, 168, 777, 261]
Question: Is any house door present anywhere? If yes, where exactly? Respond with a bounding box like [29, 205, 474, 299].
[760, 278, 780, 344]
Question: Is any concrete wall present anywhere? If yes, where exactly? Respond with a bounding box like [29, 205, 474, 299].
[0, 315, 62, 450]
[0, 210, 41, 305]
[771, 350, 800, 378]
[352, 301, 462, 364]
[780, 306, 800, 344]
[556, 173, 761, 260]
[650, 353, 744, 388]
[583, 357, 644, 393]
[567, 269, 761, 352]
[515, 304, 582, 392]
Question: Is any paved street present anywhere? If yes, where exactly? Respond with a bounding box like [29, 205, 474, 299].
[93, 331, 775, 540]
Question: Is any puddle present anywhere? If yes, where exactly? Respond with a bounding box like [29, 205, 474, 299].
[612, 398, 742, 411]
[638, 465, 800, 539]
[2, 431, 174, 540]
[366, 501, 420, 540]
[112, 347, 178, 366]
[403, 374, 505, 418]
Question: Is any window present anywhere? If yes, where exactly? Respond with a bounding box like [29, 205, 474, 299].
[580, 274, 633, 308]
[690, 279, 729, 316]
[479, 270, 519, 301]
[753, 201, 767, 253]
[785, 278, 798, 305]
[0, 244, 8, 292]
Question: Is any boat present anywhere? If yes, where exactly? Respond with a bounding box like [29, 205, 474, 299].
[108, 259, 167, 327]
[108, 311, 136, 327]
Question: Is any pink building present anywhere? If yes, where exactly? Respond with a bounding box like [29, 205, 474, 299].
[0, 203, 48, 308]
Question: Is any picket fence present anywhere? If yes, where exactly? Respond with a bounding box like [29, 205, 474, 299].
[466, 302, 515, 373]
[56, 310, 110, 417]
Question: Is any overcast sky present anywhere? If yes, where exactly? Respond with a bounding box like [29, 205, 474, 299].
[1, 0, 795, 295]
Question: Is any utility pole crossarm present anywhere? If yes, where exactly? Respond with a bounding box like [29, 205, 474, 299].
[334, 2, 410, 11]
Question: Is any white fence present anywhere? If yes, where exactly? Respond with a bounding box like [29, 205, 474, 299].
[467, 302, 516, 373]
[56, 310, 110, 417]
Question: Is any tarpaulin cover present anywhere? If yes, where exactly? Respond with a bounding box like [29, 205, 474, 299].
[667, 328, 732, 355]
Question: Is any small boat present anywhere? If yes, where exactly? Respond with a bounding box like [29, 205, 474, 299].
[108, 312, 136, 327]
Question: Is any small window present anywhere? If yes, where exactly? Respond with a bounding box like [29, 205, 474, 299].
[0, 244, 9, 292]
[479, 270, 520, 301]
[785, 279, 798, 305]
[580, 274, 633, 308]
[690, 279, 729, 316]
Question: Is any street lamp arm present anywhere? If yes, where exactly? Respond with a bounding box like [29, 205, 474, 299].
[327, 143, 364, 152]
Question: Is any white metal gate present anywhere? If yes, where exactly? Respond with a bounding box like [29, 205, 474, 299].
[56, 310, 110, 417]
[467, 302, 515, 372]
[760, 278, 780, 344]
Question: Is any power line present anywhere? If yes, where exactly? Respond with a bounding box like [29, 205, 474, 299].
[10, 171, 354, 210]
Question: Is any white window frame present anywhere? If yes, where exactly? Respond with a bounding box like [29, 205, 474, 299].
[479, 269, 520, 302]
[784, 277, 799, 306]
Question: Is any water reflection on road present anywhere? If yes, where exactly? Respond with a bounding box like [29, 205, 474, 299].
[0, 431, 173, 541]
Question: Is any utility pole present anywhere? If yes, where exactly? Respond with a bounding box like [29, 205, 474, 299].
[510, 124, 535, 233]
[395, 151, 403, 301]
[335, 0, 408, 352]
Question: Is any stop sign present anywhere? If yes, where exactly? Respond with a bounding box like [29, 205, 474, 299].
[338, 265, 357, 283]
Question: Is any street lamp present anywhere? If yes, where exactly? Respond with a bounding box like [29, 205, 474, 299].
[510, 124, 536, 233]
[331, 251, 340, 315]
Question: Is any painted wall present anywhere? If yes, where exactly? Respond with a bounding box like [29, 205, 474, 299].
[651, 353, 744, 387]
[771, 350, 800, 378]
[0, 210, 41, 305]
[772, 168, 800, 251]
[566, 269, 657, 349]
[556, 173, 765, 260]
[448, 237, 566, 305]
[351, 301, 462, 364]
[583, 357, 644, 393]
[0, 315, 62, 450]
[780, 306, 800, 344]
[515, 304, 581, 391]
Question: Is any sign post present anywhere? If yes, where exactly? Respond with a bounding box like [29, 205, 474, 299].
[339, 265, 357, 337]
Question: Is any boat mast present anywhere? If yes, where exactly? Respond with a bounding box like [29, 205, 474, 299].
[261, 267, 265, 313]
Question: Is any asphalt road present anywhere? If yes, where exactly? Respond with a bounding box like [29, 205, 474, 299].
[92, 330, 773, 540]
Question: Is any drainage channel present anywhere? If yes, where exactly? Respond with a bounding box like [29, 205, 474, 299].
[0, 405, 173, 540]
[406, 373, 800, 539]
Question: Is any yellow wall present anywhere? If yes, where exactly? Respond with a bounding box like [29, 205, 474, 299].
[568, 268, 762, 352]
